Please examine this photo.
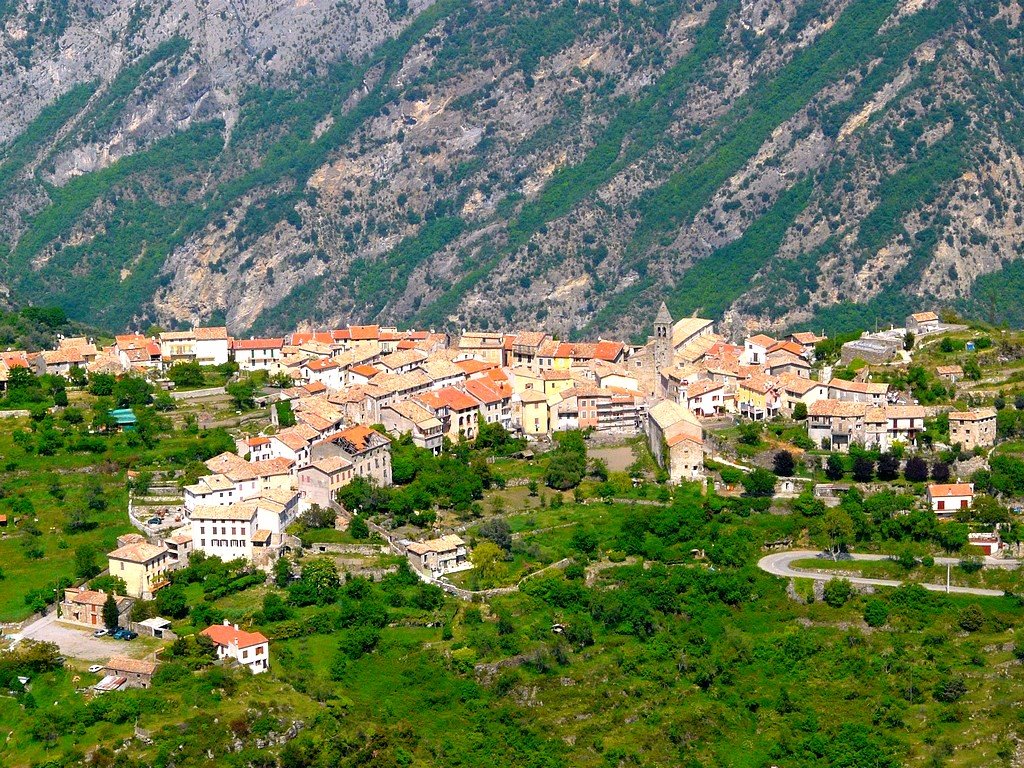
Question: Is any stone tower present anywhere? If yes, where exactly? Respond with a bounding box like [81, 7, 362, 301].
[653, 301, 673, 374]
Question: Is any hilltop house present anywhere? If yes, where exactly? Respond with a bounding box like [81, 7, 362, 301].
[927, 483, 974, 517]
[60, 588, 133, 629]
[107, 541, 174, 599]
[202, 621, 270, 674]
[406, 535, 471, 578]
[948, 409, 997, 450]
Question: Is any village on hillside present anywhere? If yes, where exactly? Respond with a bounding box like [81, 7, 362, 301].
[0, 304, 1017, 697]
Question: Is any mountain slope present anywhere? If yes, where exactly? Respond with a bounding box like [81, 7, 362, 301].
[0, 0, 1021, 338]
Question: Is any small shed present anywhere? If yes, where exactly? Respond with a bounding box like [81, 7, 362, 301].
[138, 617, 173, 639]
[108, 408, 137, 432]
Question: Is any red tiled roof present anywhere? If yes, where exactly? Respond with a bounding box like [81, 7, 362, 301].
[194, 326, 228, 340]
[201, 623, 268, 649]
[231, 337, 284, 350]
[464, 379, 506, 405]
[349, 325, 380, 341]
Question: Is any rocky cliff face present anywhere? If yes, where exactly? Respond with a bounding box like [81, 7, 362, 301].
[1, 0, 1022, 337]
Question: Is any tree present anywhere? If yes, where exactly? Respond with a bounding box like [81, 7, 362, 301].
[74, 545, 100, 579]
[935, 522, 969, 554]
[904, 456, 929, 482]
[930, 461, 950, 483]
[742, 468, 776, 497]
[772, 450, 795, 477]
[877, 452, 900, 481]
[825, 454, 845, 481]
[290, 558, 341, 606]
[478, 517, 512, 553]
[275, 400, 296, 427]
[823, 508, 853, 558]
[737, 422, 762, 446]
[113, 376, 153, 407]
[226, 377, 260, 410]
[155, 584, 189, 619]
[852, 456, 874, 483]
[995, 395, 1007, 411]
[471, 541, 507, 588]
[102, 594, 121, 631]
[167, 362, 206, 388]
[570, 526, 599, 555]
[274, 556, 292, 588]
[792, 402, 808, 421]
[903, 332, 915, 351]
[349, 515, 369, 540]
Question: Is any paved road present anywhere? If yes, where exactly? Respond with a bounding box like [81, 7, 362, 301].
[758, 550, 1016, 597]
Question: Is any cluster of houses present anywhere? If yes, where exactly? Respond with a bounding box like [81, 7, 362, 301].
[8, 307, 998, 605]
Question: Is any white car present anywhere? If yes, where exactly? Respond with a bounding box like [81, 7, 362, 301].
[88, 665, 103, 674]
[93, 629, 108, 637]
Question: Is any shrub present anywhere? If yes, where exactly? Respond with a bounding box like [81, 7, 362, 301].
[932, 677, 967, 703]
[822, 578, 853, 608]
[957, 604, 984, 632]
[863, 599, 889, 627]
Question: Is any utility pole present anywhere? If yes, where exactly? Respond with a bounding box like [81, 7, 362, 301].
[946, 563, 950, 594]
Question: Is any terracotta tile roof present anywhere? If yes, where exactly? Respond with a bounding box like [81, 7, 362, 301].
[385, 399, 442, 427]
[511, 331, 548, 348]
[190, 502, 259, 521]
[274, 428, 311, 452]
[790, 331, 826, 345]
[518, 388, 548, 403]
[808, 401, 869, 417]
[686, 379, 724, 398]
[827, 378, 889, 395]
[454, 359, 495, 375]
[304, 357, 340, 372]
[936, 365, 963, 375]
[349, 325, 380, 341]
[746, 334, 778, 348]
[884, 405, 926, 419]
[418, 358, 466, 381]
[249, 457, 295, 476]
[334, 424, 390, 452]
[306, 456, 355, 474]
[911, 311, 938, 322]
[194, 326, 228, 340]
[64, 588, 131, 607]
[928, 483, 973, 497]
[205, 452, 258, 481]
[464, 379, 507, 405]
[379, 349, 428, 370]
[231, 337, 283, 350]
[349, 364, 381, 378]
[105, 656, 157, 675]
[201, 623, 268, 649]
[949, 408, 997, 421]
[107, 542, 168, 563]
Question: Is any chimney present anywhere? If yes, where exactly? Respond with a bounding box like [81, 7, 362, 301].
[223, 619, 230, 626]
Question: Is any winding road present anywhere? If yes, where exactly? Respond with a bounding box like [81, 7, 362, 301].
[758, 550, 1019, 597]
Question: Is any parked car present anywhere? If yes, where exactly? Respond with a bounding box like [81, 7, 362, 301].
[147, 517, 162, 526]
[93, 628, 108, 637]
[115, 629, 138, 641]
[88, 665, 103, 674]
[111, 628, 127, 640]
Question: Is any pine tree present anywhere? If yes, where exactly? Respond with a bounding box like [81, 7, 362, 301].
[102, 593, 120, 631]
